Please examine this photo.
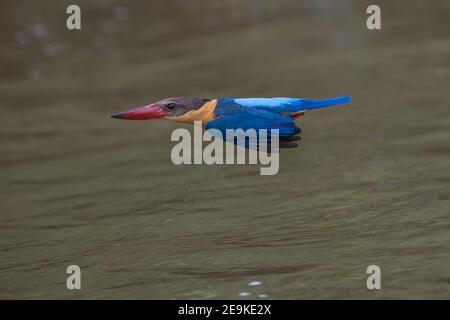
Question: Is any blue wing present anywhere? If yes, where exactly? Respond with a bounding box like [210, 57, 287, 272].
[218, 96, 351, 115]
[205, 109, 301, 150]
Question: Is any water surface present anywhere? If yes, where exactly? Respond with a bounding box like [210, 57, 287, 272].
[0, 0, 449, 298]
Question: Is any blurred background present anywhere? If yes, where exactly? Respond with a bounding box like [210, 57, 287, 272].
[0, 0, 449, 299]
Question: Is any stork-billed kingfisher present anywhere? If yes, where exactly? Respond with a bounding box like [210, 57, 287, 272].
[111, 96, 352, 148]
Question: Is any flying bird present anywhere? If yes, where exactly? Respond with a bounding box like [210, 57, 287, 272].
[111, 96, 352, 149]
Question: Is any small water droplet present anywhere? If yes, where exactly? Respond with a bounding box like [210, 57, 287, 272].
[30, 24, 48, 38]
[43, 44, 62, 57]
[248, 280, 262, 287]
[238, 292, 251, 297]
[14, 32, 28, 45]
[112, 6, 129, 21]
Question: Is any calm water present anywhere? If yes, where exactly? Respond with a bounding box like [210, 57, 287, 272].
[0, 0, 449, 299]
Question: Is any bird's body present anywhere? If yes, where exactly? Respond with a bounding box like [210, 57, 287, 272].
[112, 96, 352, 149]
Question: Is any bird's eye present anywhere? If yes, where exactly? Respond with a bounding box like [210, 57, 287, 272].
[166, 103, 176, 111]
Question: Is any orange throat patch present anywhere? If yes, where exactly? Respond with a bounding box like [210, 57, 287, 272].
[165, 99, 217, 126]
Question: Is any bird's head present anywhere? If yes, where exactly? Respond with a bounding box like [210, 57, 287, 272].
[111, 97, 211, 120]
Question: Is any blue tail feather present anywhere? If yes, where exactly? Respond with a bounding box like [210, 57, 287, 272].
[301, 96, 352, 110]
